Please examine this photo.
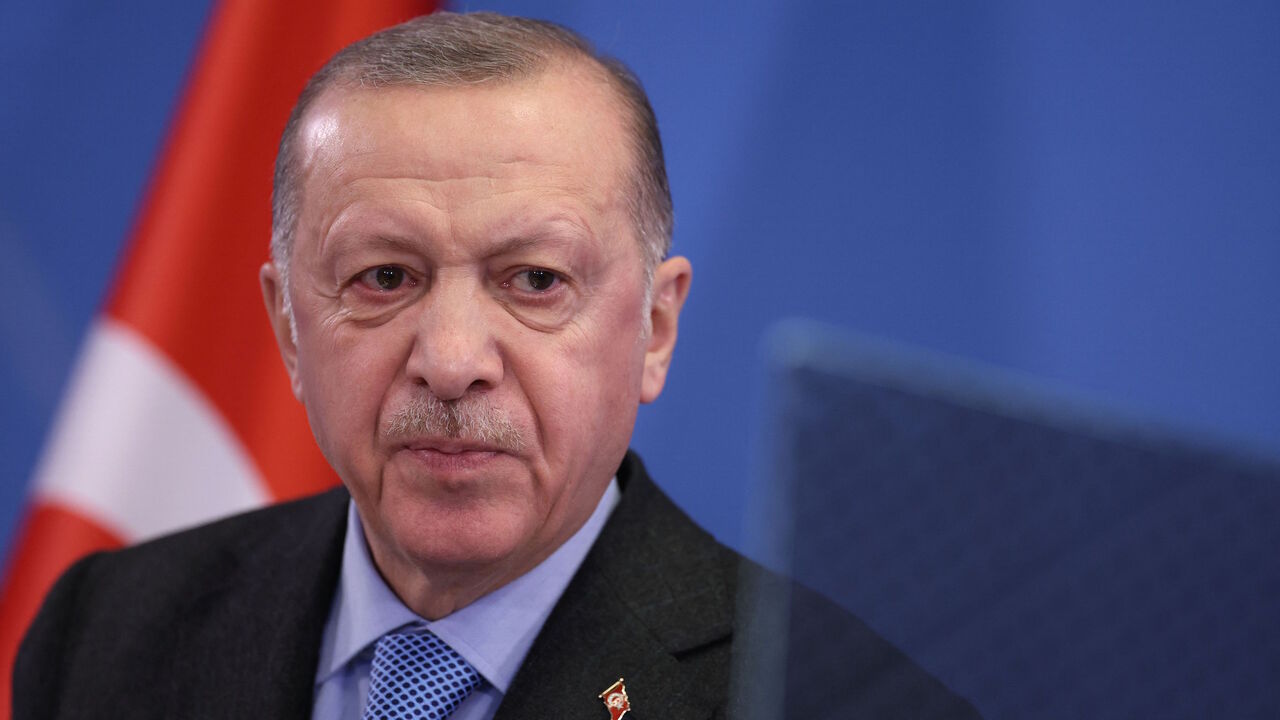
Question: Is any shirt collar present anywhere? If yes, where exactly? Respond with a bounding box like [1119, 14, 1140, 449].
[315, 478, 621, 693]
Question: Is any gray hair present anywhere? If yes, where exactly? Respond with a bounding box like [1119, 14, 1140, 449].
[270, 12, 673, 308]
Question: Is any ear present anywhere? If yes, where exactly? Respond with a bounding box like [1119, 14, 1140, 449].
[259, 262, 305, 401]
[640, 256, 693, 403]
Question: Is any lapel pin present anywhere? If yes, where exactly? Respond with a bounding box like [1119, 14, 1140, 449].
[599, 678, 631, 719]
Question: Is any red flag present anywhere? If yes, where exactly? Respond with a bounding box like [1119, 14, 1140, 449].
[599, 678, 632, 720]
[0, 0, 434, 713]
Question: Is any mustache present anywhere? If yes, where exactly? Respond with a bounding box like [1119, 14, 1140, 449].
[382, 394, 525, 452]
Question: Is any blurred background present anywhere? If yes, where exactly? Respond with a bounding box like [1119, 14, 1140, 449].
[1, 1, 1277, 715]
[4, 0, 1275, 558]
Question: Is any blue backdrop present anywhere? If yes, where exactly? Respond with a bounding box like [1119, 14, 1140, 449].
[2, 1, 1277, 568]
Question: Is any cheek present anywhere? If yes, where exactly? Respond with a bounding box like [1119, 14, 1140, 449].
[295, 322, 408, 481]
[519, 307, 647, 460]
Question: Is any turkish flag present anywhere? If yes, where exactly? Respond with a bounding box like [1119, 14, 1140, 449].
[0, 0, 434, 714]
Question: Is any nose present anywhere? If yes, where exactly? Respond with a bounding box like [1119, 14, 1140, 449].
[404, 276, 503, 401]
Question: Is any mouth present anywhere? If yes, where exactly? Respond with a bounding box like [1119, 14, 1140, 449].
[404, 437, 510, 455]
[396, 437, 516, 476]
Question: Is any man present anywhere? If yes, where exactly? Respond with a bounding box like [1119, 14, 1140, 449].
[15, 12, 979, 719]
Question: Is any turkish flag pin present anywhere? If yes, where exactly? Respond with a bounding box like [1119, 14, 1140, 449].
[599, 678, 631, 719]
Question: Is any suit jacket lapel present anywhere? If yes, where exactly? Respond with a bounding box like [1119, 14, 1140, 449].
[495, 453, 736, 720]
[133, 454, 732, 719]
[162, 488, 350, 719]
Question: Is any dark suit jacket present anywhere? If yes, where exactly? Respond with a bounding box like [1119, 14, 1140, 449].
[14, 452, 979, 719]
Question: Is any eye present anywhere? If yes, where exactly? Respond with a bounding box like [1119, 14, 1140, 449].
[507, 268, 561, 293]
[358, 265, 411, 291]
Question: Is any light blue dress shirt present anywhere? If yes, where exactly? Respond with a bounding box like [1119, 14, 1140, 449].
[312, 479, 621, 720]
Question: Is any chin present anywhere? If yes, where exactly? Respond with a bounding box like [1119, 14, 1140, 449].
[386, 498, 535, 573]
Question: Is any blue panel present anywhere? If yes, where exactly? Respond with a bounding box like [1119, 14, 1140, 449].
[761, 320, 1280, 718]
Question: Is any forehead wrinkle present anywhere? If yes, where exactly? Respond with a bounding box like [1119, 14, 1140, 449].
[297, 77, 637, 265]
[333, 232, 425, 257]
[308, 180, 439, 263]
[303, 83, 629, 187]
[308, 178, 625, 272]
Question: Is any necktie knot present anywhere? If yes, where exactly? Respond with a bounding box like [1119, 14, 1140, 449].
[363, 629, 482, 719]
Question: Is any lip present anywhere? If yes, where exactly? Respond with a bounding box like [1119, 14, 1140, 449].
[395, 437, 514, 476]
[403, 437, 509, 455]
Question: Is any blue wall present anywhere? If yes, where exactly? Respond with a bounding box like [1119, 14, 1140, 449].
[2, 1, 1277, 558]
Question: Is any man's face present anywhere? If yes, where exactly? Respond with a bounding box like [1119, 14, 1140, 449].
[261, 64, 689, 613]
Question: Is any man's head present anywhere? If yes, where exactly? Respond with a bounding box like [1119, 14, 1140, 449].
[259, 12, 691, 618]
[270, 12, 674, 317]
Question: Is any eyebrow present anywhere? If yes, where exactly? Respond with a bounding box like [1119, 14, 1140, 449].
[363, 234, 422, 253]
[486, 235, 569, 257]
[323, 215, 598, 259]
[320, 232, 422, 260]
[483, 220, 596, 258]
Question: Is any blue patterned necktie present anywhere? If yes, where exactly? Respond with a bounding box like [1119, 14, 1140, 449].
[363, 629, 483, 720]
